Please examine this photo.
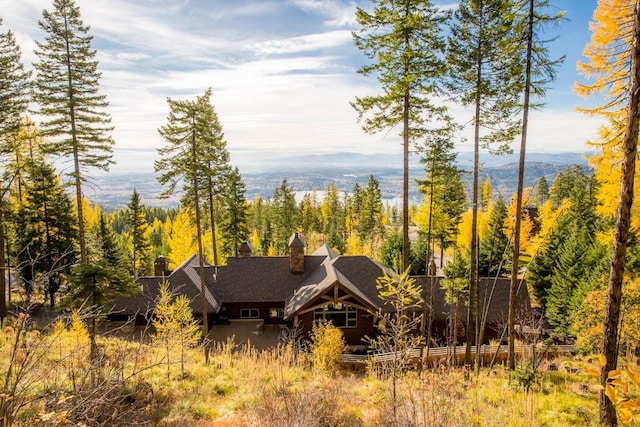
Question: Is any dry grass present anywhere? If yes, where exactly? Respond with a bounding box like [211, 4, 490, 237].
[0, 315, 603, 426]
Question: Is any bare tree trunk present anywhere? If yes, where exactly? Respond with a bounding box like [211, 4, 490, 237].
[509, 0, 534, 372]
[600, 5, 640, 425]
[402, 89, 410, 273]
[191, 123, 209, 364]
[466, 43, 482, 365]
[0, 202, 6, 324]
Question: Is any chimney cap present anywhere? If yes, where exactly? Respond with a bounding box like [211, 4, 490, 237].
[239, 240, 253, 256]
[288, 232, 305, 247]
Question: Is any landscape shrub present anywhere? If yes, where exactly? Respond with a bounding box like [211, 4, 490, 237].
[309, 320, 345, 374]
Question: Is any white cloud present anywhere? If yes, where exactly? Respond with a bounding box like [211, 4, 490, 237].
[1, 0, 601, 176]
[248, 30, 353, 55]
[290, 0, 358, 27]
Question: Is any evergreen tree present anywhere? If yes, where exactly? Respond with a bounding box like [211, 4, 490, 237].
[478, 195, 510, 277]
[507, 0, 565, 368]
[416, 130, 466, 267]
[126, 189, 150, 279]
[270, 179, 299, 254]
[13, 158, 77, 306]
[448, 0, 523, 366]
[68, 211, 134, 370]
[533, 176, 549, 206]
[220, 166, 249, 257]
[357, 175, 384, 242]
[320, 183, 343, 237]
[0, 21, 31, 319]
[526, 216, 567, 307]
[0, 20, 31, 151]
[352, 0, 451, 273]
[378, 230, 403, 273]
[32, 0, 115, 264]
[545, 223, 596, 335]
[156, 88, 226, 350]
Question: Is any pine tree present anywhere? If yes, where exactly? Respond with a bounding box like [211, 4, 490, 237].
[13, 158, 77, 306]
[0, 20, 31, 151]
[478, 195, 510, 278]
[378, 230, 403, 273]
[156, 88, 226, 351]
[358, 175, 384, 242]
[545, 224, 596, 335]
[68, 211, 133, 372]
[352, 0, 451, 273]
[126, 189, 150, 279]
[533, 176, 550, 206]
[32, 0, 115, 264]
[416, 129, 466, 269]
[448, 0, 523, 367]
[0, 21, 31, 319]
[270, 179, 299, 254]
[507, 0, 565, 368]
[220, 166, 248, 257]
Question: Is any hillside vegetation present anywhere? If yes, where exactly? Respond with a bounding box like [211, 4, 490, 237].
[0, 311, 609, 427]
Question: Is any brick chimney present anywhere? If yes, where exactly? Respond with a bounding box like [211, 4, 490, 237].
[288, 233, 305, 274]
[239, 240, 253, 257]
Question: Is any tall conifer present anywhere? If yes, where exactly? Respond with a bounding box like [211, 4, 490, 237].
[32, 0, 115, 264]
[0, 20, 31, 320]
[352, 0, 451, 273]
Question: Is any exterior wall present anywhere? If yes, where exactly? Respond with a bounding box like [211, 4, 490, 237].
[297, 308, 377, 347]
[217, 302, 289, 326]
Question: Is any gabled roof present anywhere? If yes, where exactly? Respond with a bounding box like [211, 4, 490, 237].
[111, 245, 531, 325]
[110, 254, 220, 315]
[208, 255, 326, 302]
[413, 276, 531, 324]
[284, 255, 390, 319]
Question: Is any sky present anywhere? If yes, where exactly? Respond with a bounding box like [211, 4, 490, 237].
[1, 0, 600, 175]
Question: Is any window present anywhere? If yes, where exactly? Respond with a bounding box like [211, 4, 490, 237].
[240, 308, 259, 318]
[314, 304, 357, 328]
[269, 308, 284, 318]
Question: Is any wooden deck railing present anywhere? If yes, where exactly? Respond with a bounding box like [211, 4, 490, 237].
[339, 344, 576, 365]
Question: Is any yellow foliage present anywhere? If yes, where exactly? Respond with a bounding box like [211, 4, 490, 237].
[267, 241, 277, 256]
[345, 234, 363, 255]
[524, 199, 571, 258]
[589, 354, 640, 425]
[167, 208, 197, 268]
[573, 278, 640, 355]
[504, 190, 534, 252]
[576, 0, 640, 240]
[250, 229, 261, 255]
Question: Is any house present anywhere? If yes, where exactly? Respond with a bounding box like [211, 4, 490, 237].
[109, 233, 532, 348]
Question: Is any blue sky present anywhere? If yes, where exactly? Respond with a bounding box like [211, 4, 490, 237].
[2, 0, 600, 174]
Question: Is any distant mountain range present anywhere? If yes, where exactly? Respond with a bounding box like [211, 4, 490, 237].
[88, 151, 590, 211]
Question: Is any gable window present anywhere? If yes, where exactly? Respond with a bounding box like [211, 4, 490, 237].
[269, 308, 284, 318]
[314, 304, 357, 328]
[240, 308, 259, 318]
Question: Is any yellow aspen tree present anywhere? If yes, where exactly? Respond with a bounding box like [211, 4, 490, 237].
[575, 1, 640, 424]
[167, 209, 197, 269]
[79, 198, 100, 230]
[249, 229, 261, 255]
[345, 234, 363, 255]
[524, 198, 571, 258]
[504, 190, 534, 252]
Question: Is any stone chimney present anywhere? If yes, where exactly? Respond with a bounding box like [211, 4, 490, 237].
[239, 240, 253, 257]
[154, 256, 169, 277]
[288, 232, 305, 274]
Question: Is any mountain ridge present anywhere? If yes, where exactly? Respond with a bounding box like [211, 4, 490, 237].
[87, 151, 590, 211]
